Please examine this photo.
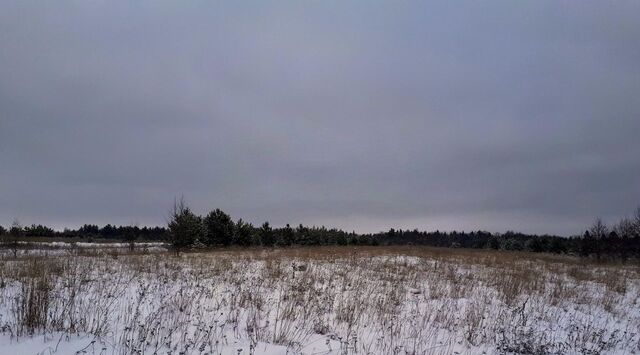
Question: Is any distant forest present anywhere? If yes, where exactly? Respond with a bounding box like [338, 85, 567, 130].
[2, 202, 640, 259]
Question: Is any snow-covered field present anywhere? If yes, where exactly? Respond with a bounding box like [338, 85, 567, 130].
[15, 241, 168, 249]
[0, 246, 638, 354]
[0, 241, 168, 258]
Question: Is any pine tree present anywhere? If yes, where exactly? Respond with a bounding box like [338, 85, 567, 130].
[168, 199, 203, 252]
[259, 222, 275, 246]
[487, 236, 501, 250]
[9, 219, 23, 257]
[234, 219, 253, 246]
[204, 209, 235, 246]
[123, 226, 138, 251]
[281, 224, 295, 246]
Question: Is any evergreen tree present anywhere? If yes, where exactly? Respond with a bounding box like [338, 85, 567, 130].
[101, 224, 118, 239]
[526, 237, 546, 252]
[123, 226, 138, 250]
[580, 230, 593, 256]
[24, 224, 55, 237]
[8, 219, 23, 257]
[549, 237, 567, 254]
[168, 199, 203, 251]
[281, 224, 295, 246]
[9, 219, 23, 238]
[296, 224, 308, 245]
[204, 209, 235, 246]
[234, 219, 253, 246]
[487, 236, 501, 250]
[259, 222, 275, 246]
[504, 238, 524, 251]
[79, 224, 100, 237]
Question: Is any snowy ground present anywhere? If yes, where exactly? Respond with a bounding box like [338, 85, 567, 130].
[0, 246, 638, 354]
[0, 241, 168, 258]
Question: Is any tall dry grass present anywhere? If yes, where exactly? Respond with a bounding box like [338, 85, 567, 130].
[0, 246, 638, 354]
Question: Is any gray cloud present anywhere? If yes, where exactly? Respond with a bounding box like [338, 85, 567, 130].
[1, 1, 639, 235]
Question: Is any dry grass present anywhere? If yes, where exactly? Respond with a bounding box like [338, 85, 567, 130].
[0, 246, 639, 354]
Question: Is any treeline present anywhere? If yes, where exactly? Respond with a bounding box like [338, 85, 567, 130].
[3, 202, 640, 259]
[166, 200, 358, 249]
[0, 222, 167, 241]
[165, 200, 640, 259]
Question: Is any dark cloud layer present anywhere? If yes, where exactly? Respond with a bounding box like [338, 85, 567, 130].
[1, 1, 639, 235]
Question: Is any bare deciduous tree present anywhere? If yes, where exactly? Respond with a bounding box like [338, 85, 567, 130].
[589, 218, 608, 239]
[9, 219, 23, 258]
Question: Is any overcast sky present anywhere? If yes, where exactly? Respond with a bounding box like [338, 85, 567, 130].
[1, 1, 639, 235]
